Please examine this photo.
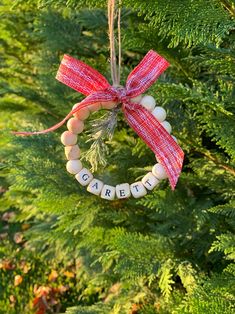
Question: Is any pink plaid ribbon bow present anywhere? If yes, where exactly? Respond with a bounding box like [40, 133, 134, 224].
[16, 50, 184, 189]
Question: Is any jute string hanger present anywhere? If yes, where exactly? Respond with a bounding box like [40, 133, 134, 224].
[108, 0, 122, 87]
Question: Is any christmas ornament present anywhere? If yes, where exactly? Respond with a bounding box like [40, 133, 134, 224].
[14, 0, 184, 200]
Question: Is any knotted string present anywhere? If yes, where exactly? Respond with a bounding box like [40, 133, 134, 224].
[108, 0, 122, 86]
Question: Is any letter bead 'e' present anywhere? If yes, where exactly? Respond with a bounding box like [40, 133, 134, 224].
[141, 172, 159, 191]
[130, 182, 147, 198]
[75, 168, 93, 186]
[87, 179, 104, 196]
[101, 185, 116, 200]
[116, 183, 131, 199]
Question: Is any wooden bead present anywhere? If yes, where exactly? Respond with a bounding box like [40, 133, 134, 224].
[142, 172, 159, 191]
[88, 102, 101, 112]
[73, 104, 90, 120]
[161, 121, 172, 134]
[101, 101, 117, 109]
[75, 168, 93, 186]
[152, 163, 168, 180]
[130, 95, 142, 103]
[140, 95, 156, 111]
[61, 131, 77, 146]
[66, 160, 82, 174]
[130, 182, 147, 198]
[87, 179, 104, 196]
[152, 106, 166, 122]
[65, 145, 80, 160]
[116, 183, 131, 199]
[67, 118, 84, 134]
[101, 184, 116, 200]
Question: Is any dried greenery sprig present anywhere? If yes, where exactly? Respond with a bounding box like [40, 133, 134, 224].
[81, 107, 120, 172]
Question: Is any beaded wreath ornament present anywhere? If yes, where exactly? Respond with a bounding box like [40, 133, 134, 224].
[14, 1, 184, 200]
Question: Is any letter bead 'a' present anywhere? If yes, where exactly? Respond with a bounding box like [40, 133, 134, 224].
[87, 179, 104, 196]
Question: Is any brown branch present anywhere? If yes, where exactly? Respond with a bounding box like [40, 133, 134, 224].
[220, 0, 235, 18]
[201, 150, 235, 176]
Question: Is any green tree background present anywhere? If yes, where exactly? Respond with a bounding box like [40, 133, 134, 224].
[0, 0, 235, 313]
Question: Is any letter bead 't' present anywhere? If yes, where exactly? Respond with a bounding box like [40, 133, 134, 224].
[141, 172, 159, 191]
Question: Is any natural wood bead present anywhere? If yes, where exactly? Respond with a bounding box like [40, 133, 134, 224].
[116, 183, 131, 199]
[142, 172, 159, 190]
[66, 160, 83, 174]
[152, 163, 168, 180]
[65, 145, 80, 160]
[161, 121, 172, 134]
[61, 131, 77, 146]
[101, 184, 116, 200]
[67, 118, 84, 134]
[101, 101, 117, 109]
[88, 102, 101, 112]
[130, 95, 142, 103]
[130, 182, 147, 198]
[152, 106, 166, 122]
[75, 168, 93, 186]
[140, 95, 156, 111]
[73, 104, 90, 120]
[87, 178, 104, 196]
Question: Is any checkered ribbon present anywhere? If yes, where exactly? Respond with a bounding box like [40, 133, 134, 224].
[15, 50, 184, 189]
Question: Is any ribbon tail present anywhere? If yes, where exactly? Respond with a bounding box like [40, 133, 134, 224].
[13, 90, 117, 136]
[12, 110, 74, 136]
[123, 102, 184, 190]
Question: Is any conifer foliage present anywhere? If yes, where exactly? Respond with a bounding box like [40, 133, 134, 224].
[1, 0, 235, 313]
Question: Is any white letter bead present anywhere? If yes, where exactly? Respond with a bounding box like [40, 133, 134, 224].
[130, 95, 142, 103]
[66, 160, 83, 174]
[67, 118, 84, 134]
[152, 106, 167, 122]
[130, 182, 147, 198]
[142, 172, 160, 190]
[75, 168, 93, 186]
[101, 185, 116, 200]
[65, 145, 80, 160]
[116, 183, 131, 199]
[140, 95, 156, 111]
[161, 121, 172, 134]
[61, 131, 77, 146]
[152, 163, 168, 180]
[87, 179, 104, 196]
[73, 105, 90, 120]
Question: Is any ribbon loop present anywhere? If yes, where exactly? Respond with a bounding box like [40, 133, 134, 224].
[56, 54, 111, 96]
[126, 50, 170, 97]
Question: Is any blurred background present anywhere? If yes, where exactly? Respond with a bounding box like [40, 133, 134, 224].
[0, 0, 235, 313]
